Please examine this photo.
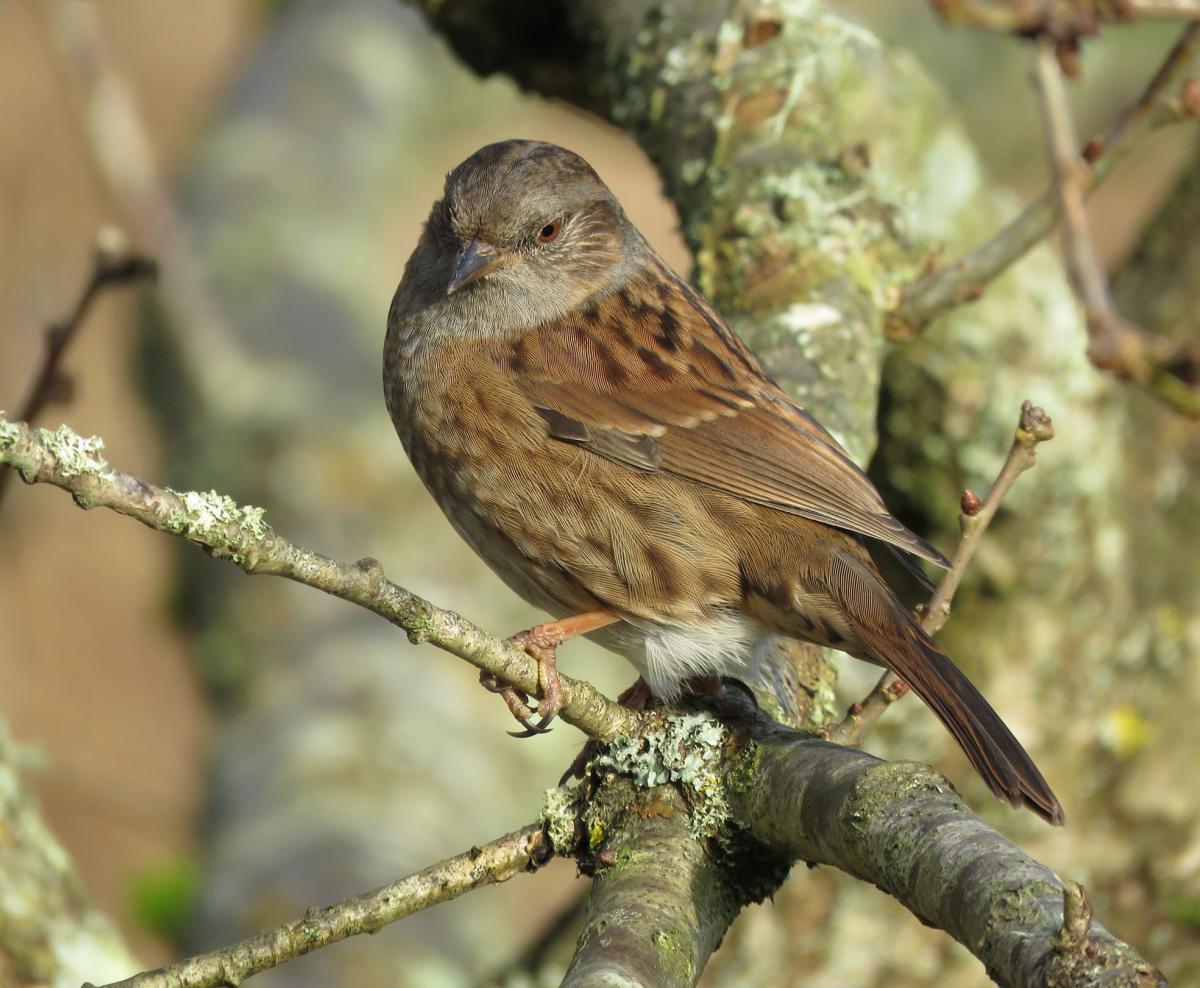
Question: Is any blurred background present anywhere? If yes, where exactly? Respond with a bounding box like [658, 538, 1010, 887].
[0, 1, 1196, 985]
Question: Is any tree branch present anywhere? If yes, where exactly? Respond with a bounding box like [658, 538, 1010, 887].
[1033, 36, 1150, 382]
[736, 732, 1167, 988]
[913, 5, 1200, 416]
[88, 825, 547, 988]
[559, 780, 745, 988]
[0, 416, 641, 742]
[542, 708, 1165, 988]
[829, 401, 1055, 745]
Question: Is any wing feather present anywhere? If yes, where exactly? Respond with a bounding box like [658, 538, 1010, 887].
[503, 260, 949, 569]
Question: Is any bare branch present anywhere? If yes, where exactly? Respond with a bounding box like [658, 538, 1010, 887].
[89, 825, 546, 988]
[1033, 36, 1151, 380]
[0, 228, 154, 508]
[890, 22, 1200, 339]
[0, 416, 642, 742]
[829, 401, 1054, 745]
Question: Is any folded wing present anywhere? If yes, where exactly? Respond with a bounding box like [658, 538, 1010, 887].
[502, 259, 949, 569]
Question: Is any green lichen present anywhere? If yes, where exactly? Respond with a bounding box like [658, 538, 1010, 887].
[36, 424, 108, 478]
[0, 415, 21, 448]
[162, 489, 270, 563]
[593, 714, 731, 839]
[798, 652, 840, 727]
[540, 785, 581, 854]
[651, 928, 695, 982]
[988, 879, 1061, 931]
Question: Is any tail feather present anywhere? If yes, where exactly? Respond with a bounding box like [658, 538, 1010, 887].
[870, 623, 1065, 826]
[829, 549, 1064, 825]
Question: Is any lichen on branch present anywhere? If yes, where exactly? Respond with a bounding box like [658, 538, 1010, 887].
[0, 414, 640, 742]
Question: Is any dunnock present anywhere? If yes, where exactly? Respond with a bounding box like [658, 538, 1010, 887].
[384, 140, 1063, 825]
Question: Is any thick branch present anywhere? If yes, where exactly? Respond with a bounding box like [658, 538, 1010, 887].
[550, 710, 1163, 988]
[560, 782, 744, 988]
[90, 825, 545, 988]
[736, 733, 1166, 988]
[0, 416, 640, 741]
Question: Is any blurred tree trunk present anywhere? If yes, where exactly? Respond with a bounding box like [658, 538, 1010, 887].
[0, 716, 140, 987]
[127, 0, 1198, 985]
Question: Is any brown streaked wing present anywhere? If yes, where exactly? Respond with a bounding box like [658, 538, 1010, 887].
[505, 261, 950, 568]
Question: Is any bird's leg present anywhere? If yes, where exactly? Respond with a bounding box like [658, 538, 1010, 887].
[483, 610, 618, 738]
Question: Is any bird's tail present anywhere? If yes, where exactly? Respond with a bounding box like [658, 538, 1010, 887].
[862, 617, 1065, 826]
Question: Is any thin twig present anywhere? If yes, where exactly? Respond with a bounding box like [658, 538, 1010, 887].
[1033, 35, 1154, 382]
[89, 824, 547, 988]
[0, 416, 643, 742]
[0, 228, 155, 508]
[828, 401, 1054, 745]
[890, 21, 1200, 338]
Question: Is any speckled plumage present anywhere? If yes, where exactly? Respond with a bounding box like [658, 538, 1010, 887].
[384, 140, 1063, 825]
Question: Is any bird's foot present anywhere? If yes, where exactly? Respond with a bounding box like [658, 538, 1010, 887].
[478, 668, 550, 737]
[479, 636, 560, 738]
[482, 611, 618, 739]
[501, 631, 563, 738]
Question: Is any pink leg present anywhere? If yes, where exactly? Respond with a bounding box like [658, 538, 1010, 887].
[482, 610, 619, 738]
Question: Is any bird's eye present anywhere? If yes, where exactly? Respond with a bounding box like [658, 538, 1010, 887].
[538, 218, 563, 243]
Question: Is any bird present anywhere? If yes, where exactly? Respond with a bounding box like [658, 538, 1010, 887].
[383, 139, 1064, 826]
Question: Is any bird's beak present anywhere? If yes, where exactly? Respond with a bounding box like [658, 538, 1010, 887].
[446, 239, 501, 295]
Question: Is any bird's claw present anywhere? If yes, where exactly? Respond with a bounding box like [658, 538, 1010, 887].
[507, 712, 556, 739]
[478, 632, 564, 739]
